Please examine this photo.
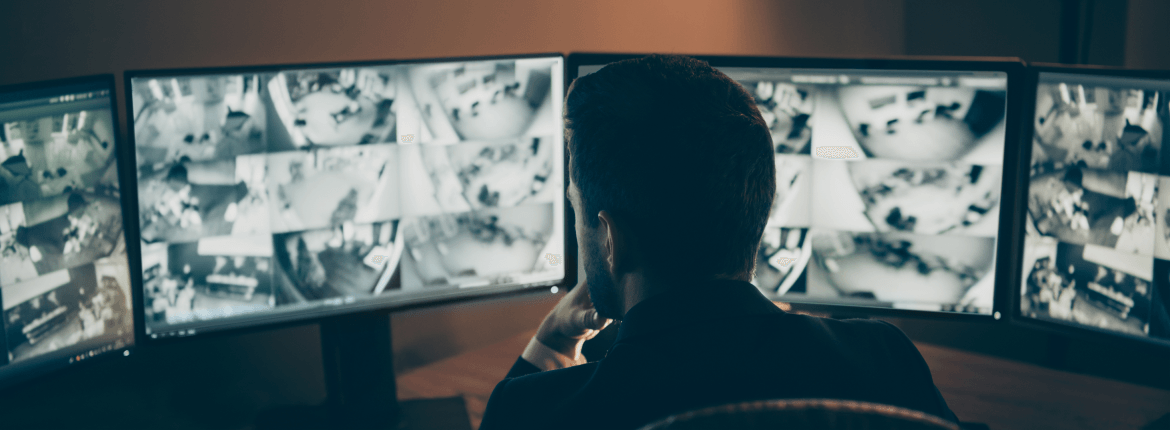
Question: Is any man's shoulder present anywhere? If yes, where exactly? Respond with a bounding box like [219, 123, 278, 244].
[718, 312, 953, 421]
[719, 312, 924, 368]
[481, 362, 601, 430]
[496, 360, 600, 400]
[751, 311, 911, 344]
[809, 314, 908, 336]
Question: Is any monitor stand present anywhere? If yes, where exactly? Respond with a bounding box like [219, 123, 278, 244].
[255, 312, 473, 430]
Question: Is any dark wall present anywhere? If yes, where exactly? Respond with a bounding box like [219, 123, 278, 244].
[0, 0, 906, 83]
[904, 0, 1065, 62]
[904, 0, 1131, 66]
[1, 1, 1168, 429]
[1127, 0, 1170, 69]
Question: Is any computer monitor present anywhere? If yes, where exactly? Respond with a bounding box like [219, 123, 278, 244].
[1016, 64, 1170, 347]
[124, 54, 567, 340]
[0, 75, 134, 388]
[569, 54, 1025, 318]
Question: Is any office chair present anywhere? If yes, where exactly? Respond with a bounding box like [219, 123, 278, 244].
[639, 398, 960, 430]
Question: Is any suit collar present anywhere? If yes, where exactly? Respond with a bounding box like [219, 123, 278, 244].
[613, 279, 784, 343]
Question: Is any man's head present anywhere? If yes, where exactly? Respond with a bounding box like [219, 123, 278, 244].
[565, 55, 775, 319]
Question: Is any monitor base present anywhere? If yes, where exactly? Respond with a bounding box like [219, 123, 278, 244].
[257, 312, 472, 429]
[255, 397, 472, 430]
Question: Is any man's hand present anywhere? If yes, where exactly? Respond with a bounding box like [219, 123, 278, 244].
[534, 281, 613, 359]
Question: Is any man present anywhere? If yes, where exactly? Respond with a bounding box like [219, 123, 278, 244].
[479, 55, 958, 430]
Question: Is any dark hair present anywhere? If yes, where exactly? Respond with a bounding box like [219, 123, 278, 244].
[566, 54, 775, 280]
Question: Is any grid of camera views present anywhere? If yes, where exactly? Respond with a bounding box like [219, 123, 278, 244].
[129, 57, 565, 337]
[0, 96, 133, 368]
[1021, 74, 1170, 341]
[724, 68, 1007, 314]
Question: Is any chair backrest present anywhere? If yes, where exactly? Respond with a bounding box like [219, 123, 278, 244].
[639, 398, 960, 430]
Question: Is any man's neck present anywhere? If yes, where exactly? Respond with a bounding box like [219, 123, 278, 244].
[618, 271, 659, 318]
[618, 271, 748, 317]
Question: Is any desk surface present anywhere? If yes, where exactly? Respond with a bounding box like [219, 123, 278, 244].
[397, 330, 534, 429]
[396, 330, 1170, 430]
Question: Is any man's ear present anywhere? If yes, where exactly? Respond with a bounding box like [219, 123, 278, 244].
[597, 210, 631, 274]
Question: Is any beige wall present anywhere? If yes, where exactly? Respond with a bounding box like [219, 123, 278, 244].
[0, 0, 905, 86]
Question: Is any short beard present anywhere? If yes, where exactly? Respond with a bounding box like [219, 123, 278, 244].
[584, 236, 623, 320]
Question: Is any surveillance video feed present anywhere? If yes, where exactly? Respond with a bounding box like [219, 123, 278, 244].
[831, 84, 1006, 164]
[264, 145, 399, 233]
[399, 203, 560, 290]
[1023, 238, 1153, 336]
[813, 159, 1002, 236]
[716, 67, 1009, 314]
[130, 74, 269, 167]
[1032, 79, 1163, 174]
[140, 237, 274, 325]
[130, 56, 565, 338]
[267, 67, 398, 148]
[400, 59, 559, 143]
[399, 138, 558, 217]
[735, 79, 816, 154]
[3, 260, 132, 364]
[1028, 168, 1156, 255]
[1021, 73, 1170, 342]
[137, 158, 266, 243]
[273, 220, 402, 304]
[0, 82, 133, 374]
[1, 109, 118, 206]
[755, 227, 810, 296]
[806, 231, 995, 313]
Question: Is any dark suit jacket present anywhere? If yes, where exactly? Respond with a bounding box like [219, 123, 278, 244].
[479, 279, 958, 430]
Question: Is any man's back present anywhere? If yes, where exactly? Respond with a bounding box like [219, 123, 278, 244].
[480, 280, 957, 430]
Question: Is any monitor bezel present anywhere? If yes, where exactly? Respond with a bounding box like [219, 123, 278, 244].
[1006, 63, 1170, 351]
[0, 74, 136, 390]
[566, 52, 1027, 322]
[122, 53, 575, 345]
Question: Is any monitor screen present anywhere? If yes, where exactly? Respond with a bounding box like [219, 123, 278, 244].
[128, 55, 566, 339]
[0, 77, 134, 386]
[576, 60, 1010, 315]
[1020, 71, 1170, 343]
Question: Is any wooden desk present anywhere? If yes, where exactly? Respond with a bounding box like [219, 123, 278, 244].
[396, 330, 1170, 430]
[918, 343, 1170, 430]
[397, 331, 536, 429]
